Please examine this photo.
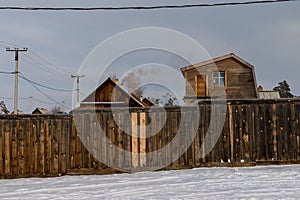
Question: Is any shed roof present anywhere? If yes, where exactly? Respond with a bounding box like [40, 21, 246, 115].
[32, 108, 51, 114]
[142, 97, 156, 107]
[258, 91, 281, 99]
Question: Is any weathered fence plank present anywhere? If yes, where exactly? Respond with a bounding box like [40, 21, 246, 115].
[11, 120, 17, 175]
[61, 119, 69, 174]
[295, 102, 300, 160]
[228, 104, 234, 163]
[69, 119, 76, 170]
[39, 120, 45, 175]
[116, 112, 124, 169]
[4, 120, 11, 174]
[18, 120, 25, 175]
[140, 112, 146, 167]
[123, 111, 131, 169]
[271, 104, 278, 160]
[131, 112, 138, 167]
[289, 103, 296, 160]
[151, 111, 159, 167]
[223, 105, 230, 163]
[0, 121, 3, 175]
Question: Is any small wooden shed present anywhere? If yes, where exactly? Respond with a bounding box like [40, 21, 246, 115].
[32, 108, 50, 114]
[181, 53, 258, 104]
[80, 77, 146, 108]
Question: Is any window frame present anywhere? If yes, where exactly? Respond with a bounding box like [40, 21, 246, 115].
[212, 69, 227, 89]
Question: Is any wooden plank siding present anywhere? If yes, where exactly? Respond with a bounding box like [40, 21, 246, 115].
[0, 99, 300, 178]
[81, 78, 145, 108]
[181, 54, 258, 105]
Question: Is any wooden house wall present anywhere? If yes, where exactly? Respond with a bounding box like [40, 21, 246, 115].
[183, 58, 257, 100]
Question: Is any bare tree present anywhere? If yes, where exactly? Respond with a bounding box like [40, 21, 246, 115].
[0, 101, 9, 114]
[121, 71, 144, 98]
[153, 98, 160, 105]
[51, 105, 63, 114]
[163, 93, 177, 106]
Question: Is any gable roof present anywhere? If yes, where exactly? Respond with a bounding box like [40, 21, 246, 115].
[32, 108, 50, 114]
[82, 77, 145, 107]
[180, 53, 254, 73]
[130, 93, 147, 107]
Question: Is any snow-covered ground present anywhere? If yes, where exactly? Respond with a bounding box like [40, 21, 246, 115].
[0, 165, 300, 199]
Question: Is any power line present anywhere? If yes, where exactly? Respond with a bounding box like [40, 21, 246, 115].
[0, 41, 18, 48]
[80, 91, 87, 97]
[0, 96, 30, 100]
[27, 50, 72, 76]
[22, 55, 54, 74]
[31, 97, 57, 105]
[20, 74, 71, 109]
[18, 72, 75, 92]
[0, 71, 15, 74]
[0, 0, 295, 11]
[0, 44, 73, 76]
[0, 96, 60, 105]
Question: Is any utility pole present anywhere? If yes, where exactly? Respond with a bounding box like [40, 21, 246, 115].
[29, 96, 32, 112]
[6, 47, 27, 114]
[62, 100, 66, 113]
[71, 74, 85, 105]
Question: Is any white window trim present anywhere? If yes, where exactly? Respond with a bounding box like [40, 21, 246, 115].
[212, 69, 227, 89]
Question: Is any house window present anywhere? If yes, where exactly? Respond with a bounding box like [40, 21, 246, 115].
[213, 71, 225, 86]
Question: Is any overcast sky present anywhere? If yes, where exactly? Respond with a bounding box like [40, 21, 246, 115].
[0, 0, 299, 113]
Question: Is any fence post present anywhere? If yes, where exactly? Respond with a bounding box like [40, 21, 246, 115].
[228, 103, 234, 163]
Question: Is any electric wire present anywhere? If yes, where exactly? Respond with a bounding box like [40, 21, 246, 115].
[0, 96, 30, 100]
[0, 0, 295, 11]
[0, 41, 18, 48]
[0, 96, 59, 105]
[31, 97, 58, 105]
[18, 72, 75, 92]
[19, 76, 71, 109]
[0, 71, 15, 74]
[0, 43, 73, 77]
[27, 50, 72, 76]
[18, 74, 72, 108]
[22, 54, 56, 74]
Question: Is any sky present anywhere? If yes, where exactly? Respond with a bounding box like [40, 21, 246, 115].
[0, 0, 299, 113]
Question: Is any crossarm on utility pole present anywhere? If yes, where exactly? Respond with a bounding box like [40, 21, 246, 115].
[6, 47, 27, 114]
[71, 74, 85, 106]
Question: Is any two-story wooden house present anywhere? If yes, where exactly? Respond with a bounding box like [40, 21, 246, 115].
[181, 53, 258, 104]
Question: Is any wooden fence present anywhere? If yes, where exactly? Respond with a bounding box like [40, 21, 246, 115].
[1, 99, 300, 178]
